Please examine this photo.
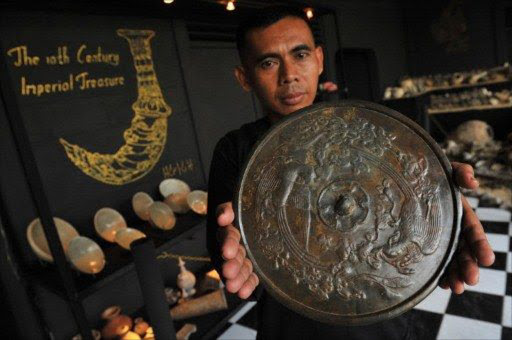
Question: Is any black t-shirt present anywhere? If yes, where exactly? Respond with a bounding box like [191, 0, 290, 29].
[206, 117, 412, 340]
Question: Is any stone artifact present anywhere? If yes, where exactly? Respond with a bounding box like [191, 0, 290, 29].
[132, 192, 154, 221]
[71, 329, 101, 340]
[121, 331, 141, 340]
[475, 186, 512, 210]
[143, 327, 154, 339]
[451, 120, 494, 146]
[428, 87, 512, 113]
[26, 217, 79, 262]
[197, 269, 223, 294]
[133, 317, 149, 337]
[67, 236, 105, 274]
[187, 190, 208, 215]
[443, 122, 512, 210]
[94, 207, 128, 242]
[160, 178, 191, 214]
[495, 89, 511, 103]
[170, 289, 228, 320]
[149, 201, 176, 230]
[236, 101, 462, 325]
[101, 305, 133, 339]
[176, 323, 197, 340]
[164, 287, 180, 305]
[177, 257, 196, 301]
[114, 228, 146, 250]
[383, 62, 511, 99]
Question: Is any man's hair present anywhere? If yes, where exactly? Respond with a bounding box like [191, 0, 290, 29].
[235, 6, 312, 62]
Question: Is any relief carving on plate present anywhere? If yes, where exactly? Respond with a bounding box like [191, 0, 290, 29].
[244, 108, 443, 301]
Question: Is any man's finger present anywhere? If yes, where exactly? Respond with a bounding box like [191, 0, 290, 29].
[456, 240, 479, 286]
[216, 201, 235, 226]
[222, 254, 243, 280]
[452, 162, 478, 189]
[226, 258, 253, 293]
[448, 261, 465, 294]
[238, 273, 260, 299]
[462, 196, 495, 267]
[439, 275, 450, 290]
[221, 225, 241, 260]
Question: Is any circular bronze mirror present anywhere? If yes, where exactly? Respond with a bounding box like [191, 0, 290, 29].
[236, 100, 461, 325]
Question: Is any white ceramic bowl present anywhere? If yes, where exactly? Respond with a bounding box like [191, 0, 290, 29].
[132, 192, 154, 221]
[94, 208, 127, 242]
[26, 217, 79, 262]
[187, 190, 208, 215]
[67, 236, 106, 274]
[114, 228, 146, 250]
[159, 179, 191, 214]
[149, 201, 176, 230]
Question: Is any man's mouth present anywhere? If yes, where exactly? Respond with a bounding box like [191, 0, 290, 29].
[280, 92, 305, 106]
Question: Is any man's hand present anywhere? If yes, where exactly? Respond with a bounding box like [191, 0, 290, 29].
[439, 162, 495, 293]
[318, 81, 338, 93]
[216, 201, 259, 299]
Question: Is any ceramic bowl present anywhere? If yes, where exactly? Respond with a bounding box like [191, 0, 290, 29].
[114, 228, 146, 250]
[67, 236, 106, 274]
[159, 179, 191, 214]
[187, 190, 208, 215]
[132, 192, 154, 221]
[149, 201, 176, 230]
[26, 217, 79, 262]
[94, 208, 127, 242]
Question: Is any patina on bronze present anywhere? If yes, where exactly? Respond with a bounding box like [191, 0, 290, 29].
[235, 100, 462, 325]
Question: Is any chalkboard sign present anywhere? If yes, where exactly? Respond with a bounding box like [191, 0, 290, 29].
[0, 11, 205, 263]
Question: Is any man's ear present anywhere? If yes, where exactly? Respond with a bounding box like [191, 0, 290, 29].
[234, 65, 252, 92]
[315, 45, 324, 75]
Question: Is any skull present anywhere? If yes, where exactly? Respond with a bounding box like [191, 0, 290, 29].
[451, 120, 494, 146]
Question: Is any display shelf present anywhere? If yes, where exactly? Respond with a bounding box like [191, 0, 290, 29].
[383, 79, 512, 100]
[27, 211, 207, 300]
[428, 103, 512, 114]
[130, 289, 247, 340]
[125, 257, 246, 340]
[179, 293, 247, 340]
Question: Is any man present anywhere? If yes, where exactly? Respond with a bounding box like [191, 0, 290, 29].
[206, 7, 495, 339]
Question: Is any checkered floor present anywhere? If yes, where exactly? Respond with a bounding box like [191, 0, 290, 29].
[216, 197, 512, 340]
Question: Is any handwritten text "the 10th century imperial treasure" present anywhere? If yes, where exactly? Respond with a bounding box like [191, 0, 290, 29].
[6, 45, 125, 96]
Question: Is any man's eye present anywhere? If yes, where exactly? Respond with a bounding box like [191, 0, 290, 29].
[260, 60, 275, 69]
[296, 52, 310, 59]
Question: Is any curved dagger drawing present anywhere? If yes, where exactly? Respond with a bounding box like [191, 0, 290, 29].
[59, 29, 172, 185]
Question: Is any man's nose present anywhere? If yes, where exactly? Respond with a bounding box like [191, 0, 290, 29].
[279, 59, 299, 85]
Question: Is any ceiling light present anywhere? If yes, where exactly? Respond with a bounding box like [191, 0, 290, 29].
[227, 0, 235, 11]
[305, 7, 314, 19]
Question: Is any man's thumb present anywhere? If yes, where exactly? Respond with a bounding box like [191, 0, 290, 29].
[216, 201, 234, 226]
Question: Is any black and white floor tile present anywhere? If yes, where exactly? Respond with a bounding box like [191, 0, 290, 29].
[216, 198, 512, 340]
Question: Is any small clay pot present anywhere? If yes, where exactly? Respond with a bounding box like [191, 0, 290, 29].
[143, 327, 155, 339]
[101, 305, 133, 339]
[121, 331, 141, 340]
[133, 317, 150, 336]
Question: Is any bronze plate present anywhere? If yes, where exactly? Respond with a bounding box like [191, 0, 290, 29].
[235, 100, 462, 325]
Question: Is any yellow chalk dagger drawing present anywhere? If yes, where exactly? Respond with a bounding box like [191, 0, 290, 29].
[59, 29, 171, 185]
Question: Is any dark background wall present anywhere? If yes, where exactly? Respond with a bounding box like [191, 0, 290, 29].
[403, 0, 501, 75]
[328, 0, 409, 96]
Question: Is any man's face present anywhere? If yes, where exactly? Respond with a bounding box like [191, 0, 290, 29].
[235, 17, 324, 121]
